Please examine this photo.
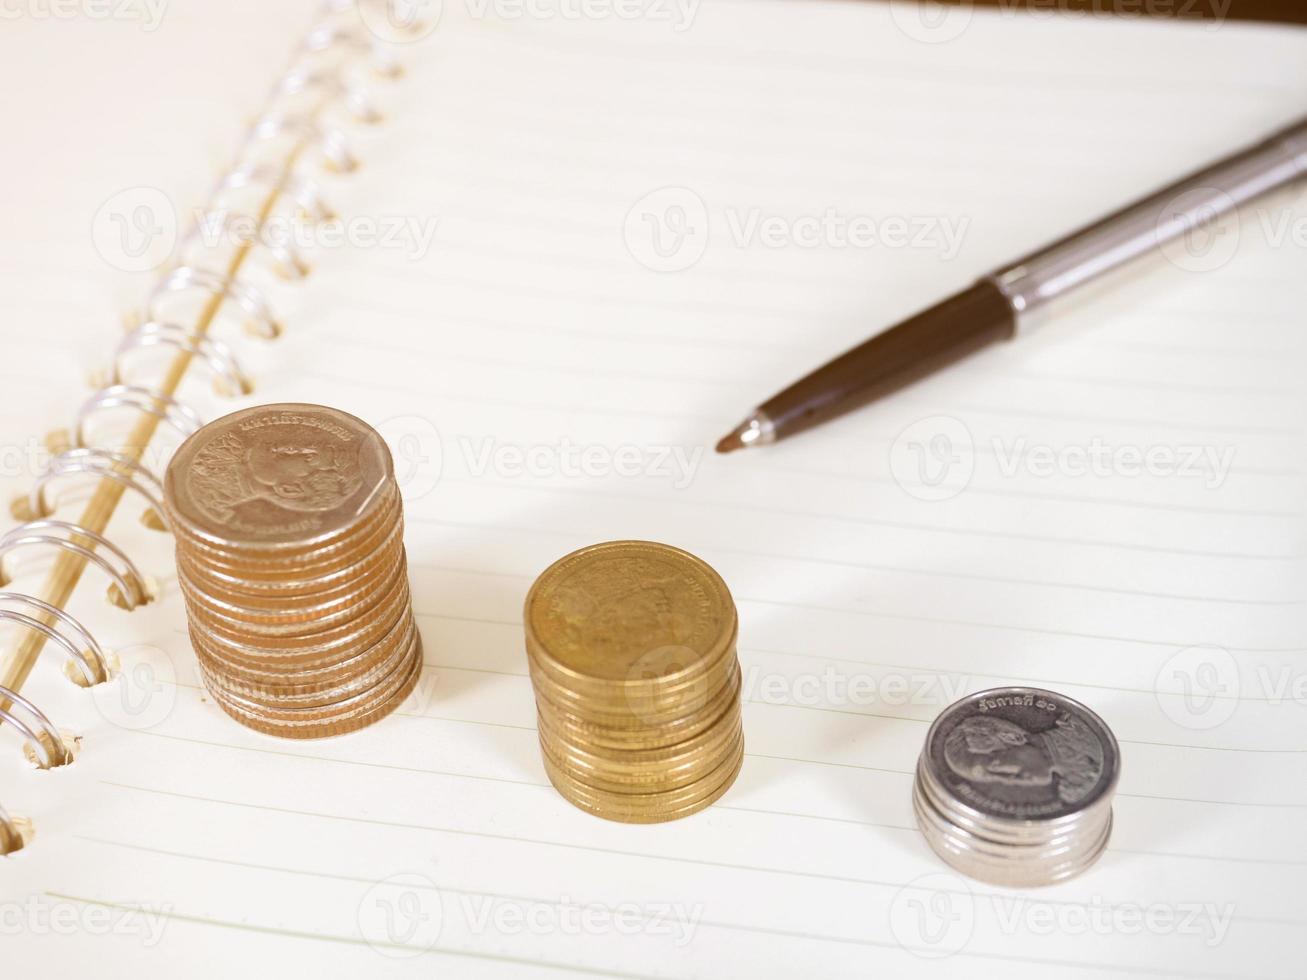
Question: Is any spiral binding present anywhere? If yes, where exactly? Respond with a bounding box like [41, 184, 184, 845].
[1, 1, 403, 841]
[217, 166, 335, 222]
[74, 384, 206, 453]
[0, 593, 111, 687]
[181, 211, 309, 281]
[0, 801, 24, 855]
[29, 448, 167, 526]
[0, 520, 153, 611]
[0, 683, 66, 770]
[277, 65, 381, 124]
[112, 323, 252, 400]
[147, 266, 283, 340]
[303, 13, 401, 80]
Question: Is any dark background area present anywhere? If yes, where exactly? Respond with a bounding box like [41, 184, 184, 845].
[903, 0, 1307, 26]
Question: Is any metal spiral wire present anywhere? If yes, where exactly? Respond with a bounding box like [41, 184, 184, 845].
[1, 8, 396, 791]
[147, 266, 282, 340]
[0, 594, 111, 687]
[179, 209, 310, 281]
[0, 800, 25, 855]
[113, 322, 253, 400]
[29, 448, 169, 530]
[0, 683, 69, 769]
[0, 520, 154, 611]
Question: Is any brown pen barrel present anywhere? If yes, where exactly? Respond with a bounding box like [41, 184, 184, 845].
[726, 114, 1307, 451]
[760, 279, 1016, 440]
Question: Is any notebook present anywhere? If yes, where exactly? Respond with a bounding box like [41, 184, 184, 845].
[2, 1, 1304, 976]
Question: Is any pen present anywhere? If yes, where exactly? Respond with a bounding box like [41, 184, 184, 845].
[716, 114, 1307, 454]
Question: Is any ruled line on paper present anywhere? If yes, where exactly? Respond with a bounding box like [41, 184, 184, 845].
[44, 885, 1266, 980]
[89, 780, 1307, 931]
[97, 725, 1307, 868]
[301, 356, 1305, 438]
[398, 483, 1302, 565]
[158, 666, 1307, 800]
[11, 4, 1304, 978]
[401, 545, 1300, 606]
[315, 332, 1304, 408]
[323, 289, 1302, 352]
[332, 255, 1302, 332]
[156, 635, 1307, 752]
[43, 891, 667, 980]
[433, 17, 1305, 101]
[67, 835, 1307, 938]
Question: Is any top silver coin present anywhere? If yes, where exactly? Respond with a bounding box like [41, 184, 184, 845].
[922, 687, 1120, 824]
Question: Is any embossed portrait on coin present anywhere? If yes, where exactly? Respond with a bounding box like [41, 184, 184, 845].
[187, 429, 364, 524]
[548, 558, 697, 658]
[942, 713, 1105, 805]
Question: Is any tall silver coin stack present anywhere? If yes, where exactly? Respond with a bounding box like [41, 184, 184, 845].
[913, 687, 1120, 887]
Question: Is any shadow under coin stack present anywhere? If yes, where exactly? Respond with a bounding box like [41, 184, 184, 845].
[164, 404, 421, 739]
[913, 687, 1120, 887]
[525, 541, 745, 823]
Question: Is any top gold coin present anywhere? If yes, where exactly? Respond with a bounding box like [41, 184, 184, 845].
[165, 404, 394, 549]
[524, 541, 737, 687]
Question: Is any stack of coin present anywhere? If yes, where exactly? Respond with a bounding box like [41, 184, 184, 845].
[525, 541, 744, 823]
[913, 687, 1120, 887]
[164, 403, 422, 739]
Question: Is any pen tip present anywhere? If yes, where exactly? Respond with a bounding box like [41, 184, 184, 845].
[715, 432, 745, 454]
[715, 412, 774, 455]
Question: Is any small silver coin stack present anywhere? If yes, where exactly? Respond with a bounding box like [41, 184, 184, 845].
[913, 687, 1120, 887]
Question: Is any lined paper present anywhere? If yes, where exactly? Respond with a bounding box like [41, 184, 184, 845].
[2, 2, 1305, 977]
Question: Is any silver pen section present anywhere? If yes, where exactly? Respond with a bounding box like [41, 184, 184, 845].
[986, 115, 1307, 332]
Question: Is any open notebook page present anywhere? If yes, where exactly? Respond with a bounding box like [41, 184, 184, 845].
[2, 1, 1306, 977]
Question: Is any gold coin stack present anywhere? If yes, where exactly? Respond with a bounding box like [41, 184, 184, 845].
[164, 403, 422, 739]
[525, 541, 745, 823]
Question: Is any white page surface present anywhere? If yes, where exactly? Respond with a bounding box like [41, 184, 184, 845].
[1, 2, 1305, 977]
